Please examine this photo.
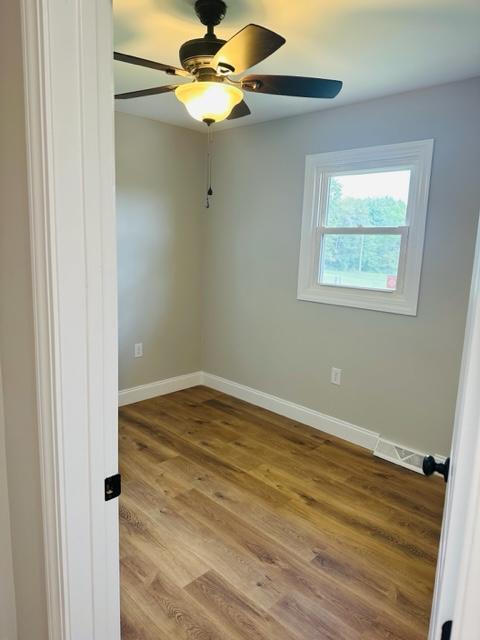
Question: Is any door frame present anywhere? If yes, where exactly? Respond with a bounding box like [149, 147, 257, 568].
[20, 0, 120, 638]
[19, 1, 480, 639]
[428, 218, 480, 640]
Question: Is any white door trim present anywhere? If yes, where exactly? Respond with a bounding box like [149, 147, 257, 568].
[429, 218, 480, 640]
[20, 1, 120, 638]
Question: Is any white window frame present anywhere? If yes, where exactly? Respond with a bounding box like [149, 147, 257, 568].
[297, 140, 434, 315]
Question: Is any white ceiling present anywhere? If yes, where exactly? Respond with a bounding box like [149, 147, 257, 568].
[113, 0, 480, 132]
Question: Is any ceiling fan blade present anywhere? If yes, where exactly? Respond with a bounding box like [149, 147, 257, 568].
[227, 100, 251, 120]
[212, 24, 286, 75]
[114, 51, 190, 78]
[241, 75, 343, 98]
[115, 85, 178, 100]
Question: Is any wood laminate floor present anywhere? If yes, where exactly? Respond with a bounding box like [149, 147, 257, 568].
[119, 386, 445, 640]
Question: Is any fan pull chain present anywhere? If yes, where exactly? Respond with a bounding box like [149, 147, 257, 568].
[205, 128, 214, 209]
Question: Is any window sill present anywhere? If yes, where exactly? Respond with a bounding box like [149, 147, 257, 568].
[297, 285, 418, 316]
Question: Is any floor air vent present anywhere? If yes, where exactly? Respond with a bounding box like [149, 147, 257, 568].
[374, 439, 428, 474]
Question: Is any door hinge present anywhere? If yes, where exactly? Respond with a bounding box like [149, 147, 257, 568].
[441, 620, 452, 640]
[104, 473, 121, 501]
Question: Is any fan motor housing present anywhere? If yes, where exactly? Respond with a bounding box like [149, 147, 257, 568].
[179, 37, 226, 73]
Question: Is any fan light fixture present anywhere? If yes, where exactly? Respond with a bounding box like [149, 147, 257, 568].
[114, 0, 343, 126]
[175, 82, 243, 124]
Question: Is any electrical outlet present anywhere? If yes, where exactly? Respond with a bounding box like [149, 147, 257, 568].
[134, 342, 143, 358]
[331, 367, 342, 385]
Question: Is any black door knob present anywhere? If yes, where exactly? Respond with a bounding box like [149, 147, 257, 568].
[423, 455, 450, 482]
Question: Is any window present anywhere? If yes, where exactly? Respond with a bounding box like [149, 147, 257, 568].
[297, 140, 434, 315]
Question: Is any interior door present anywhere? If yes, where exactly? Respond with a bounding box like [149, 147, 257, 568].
[428, 217, 480, 639]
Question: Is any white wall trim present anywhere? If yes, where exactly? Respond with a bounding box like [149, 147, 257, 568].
[21, 0, 120, 638]
[429, 218, 480, 640]
[21, 2, 67, 636]
[118, 373, 456, 476]
[119, 372, 379, 451]
[202, 373, 379, 450]
[119, 372, 203, 406]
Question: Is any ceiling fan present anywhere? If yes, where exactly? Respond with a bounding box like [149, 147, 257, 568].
[114, 0, 343, 126]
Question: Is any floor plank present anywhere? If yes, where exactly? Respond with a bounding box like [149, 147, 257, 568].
[186, 570, 301, 640]
[120, 386, 445, 639]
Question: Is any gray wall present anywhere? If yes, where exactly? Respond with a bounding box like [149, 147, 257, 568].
[0, 0, 49, 637]
[116, 112, 204, 390]
[202, 78, 480, 456]
[116, 79, 479, 455]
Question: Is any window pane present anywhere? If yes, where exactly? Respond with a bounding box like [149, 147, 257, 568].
[325, 170, 410, 228]
[319, 234, 402, 290]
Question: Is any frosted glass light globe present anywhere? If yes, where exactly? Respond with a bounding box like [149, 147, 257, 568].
[175, 82, 243, 124]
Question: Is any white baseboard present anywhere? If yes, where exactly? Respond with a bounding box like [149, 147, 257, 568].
[119, 372, 444, 469]
[202, 372, 379, 451]
[118, 371, 203, 407]
[119, 371, 378, 450]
